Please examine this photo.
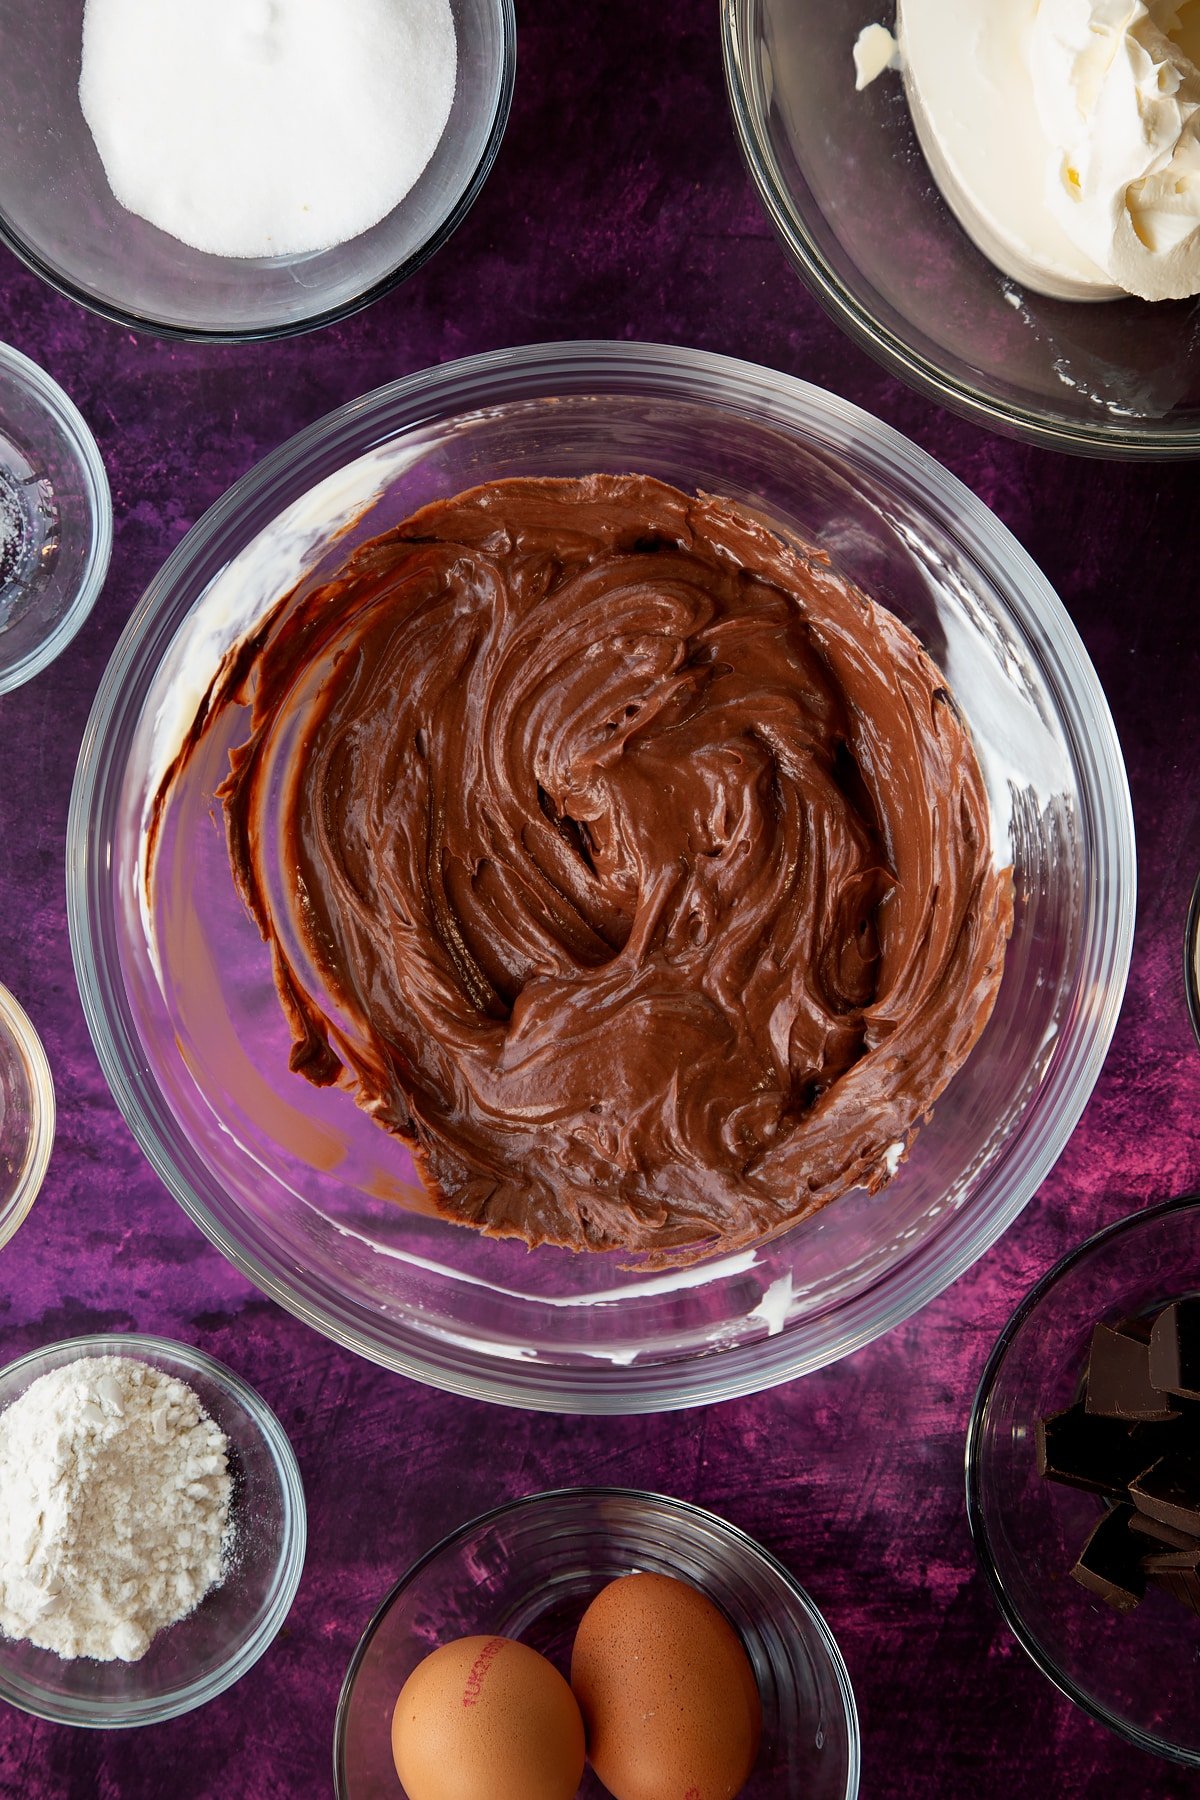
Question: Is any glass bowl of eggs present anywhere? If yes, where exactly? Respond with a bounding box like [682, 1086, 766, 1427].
[722, 0, 1200, 455]
[0, 0, 515, 339]
[67, 340, 1134, 1411]
[334, 1487, 859, 1800]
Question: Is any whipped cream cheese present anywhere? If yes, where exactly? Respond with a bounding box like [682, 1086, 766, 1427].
[892, 0, 1200, 300]
[898, 0, 1120, 299]
[853, 23, 900, 90]
[1031, 0, 1200, 300]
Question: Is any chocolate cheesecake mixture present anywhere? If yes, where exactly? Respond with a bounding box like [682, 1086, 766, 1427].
[189, 475, 1011, 1258]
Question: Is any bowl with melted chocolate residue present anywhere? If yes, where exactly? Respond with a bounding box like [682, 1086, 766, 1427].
[67, 342, 1134, 1411]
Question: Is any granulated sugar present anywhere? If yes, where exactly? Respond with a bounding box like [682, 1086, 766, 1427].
[79, 0, 457, 259]
[0, 1355, 231, 1662]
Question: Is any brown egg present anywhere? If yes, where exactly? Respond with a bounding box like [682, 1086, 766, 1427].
[570, 1572, 762, 1800]
[391, 1634, 585, 1800]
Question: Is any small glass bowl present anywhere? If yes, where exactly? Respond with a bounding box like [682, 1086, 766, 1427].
[0, 983, 54, 1251]
[0, 1333, 306, 1727]
[0, 343, 111, 692]
[0, 0, 515, 341]
[1186, 874, 1200, 1050]
[334, 1487, 859, 1800]
[967, 1196, 1200, 1766]
[723, 0, 1200, 457]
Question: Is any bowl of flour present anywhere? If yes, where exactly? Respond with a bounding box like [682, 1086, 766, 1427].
[0, 1334, 305, 1726]
[0, 0, 515, 340]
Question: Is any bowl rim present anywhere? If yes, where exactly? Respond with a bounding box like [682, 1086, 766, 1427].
[331, 1483, 862, 1800]
[0, 0, 516, 344]
[66, 338, 1136, 1413]
[1186, 873, 1200, 1051]
[0, 1330, 307, 1728]
[964, 1192, 1200, 1767]
[720, 0, 1200, 461]
[0, 980, 55, 1251]
[0, 341, 112, 692]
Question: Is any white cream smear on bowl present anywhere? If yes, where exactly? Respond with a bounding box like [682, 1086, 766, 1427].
[864, 1, 1200, 301]
[79, 0, 457, 259]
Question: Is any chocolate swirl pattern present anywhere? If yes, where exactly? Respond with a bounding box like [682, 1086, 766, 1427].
[215, 476, 1012, 1259]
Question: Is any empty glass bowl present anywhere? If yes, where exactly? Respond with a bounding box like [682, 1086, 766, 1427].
[0, 0, 515, 340]
[722, 0, 1200, 456]
[334, 1488, 859, 1800]
[967, 1196, 1200, 1765]
[67, 341, 1134, 1412]
[0, 981, 55, 1250]
[0, 1333, 306, 1726]
[0, 343, 111, 692]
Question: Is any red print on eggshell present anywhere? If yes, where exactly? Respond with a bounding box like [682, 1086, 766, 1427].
[461, 1637, 507, 1707]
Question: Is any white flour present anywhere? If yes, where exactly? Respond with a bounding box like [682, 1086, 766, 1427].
[0, 1356, 232, 1662]
[79, 0, 457, 258]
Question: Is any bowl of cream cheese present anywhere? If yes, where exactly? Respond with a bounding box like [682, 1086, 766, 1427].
[723, 0, 1200, 455]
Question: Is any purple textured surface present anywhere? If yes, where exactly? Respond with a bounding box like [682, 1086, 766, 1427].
[1, 3, 1199, 1796]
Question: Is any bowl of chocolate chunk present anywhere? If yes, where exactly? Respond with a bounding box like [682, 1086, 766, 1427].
[723, 0, 1200, 455]
[67, 340, 1133, 1410]
[0, 0, 514, 340]
[968, 1195, 1200, 1765]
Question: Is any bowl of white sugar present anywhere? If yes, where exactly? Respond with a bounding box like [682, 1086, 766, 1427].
[0, 0, 515, 340]
[0, 1334, 306, 1725]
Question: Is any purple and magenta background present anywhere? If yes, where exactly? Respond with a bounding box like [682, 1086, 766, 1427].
[1, 4, 1199, 1795]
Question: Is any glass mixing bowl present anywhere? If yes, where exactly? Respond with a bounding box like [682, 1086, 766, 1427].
[967, 1197, 1200, 1765]
[0, 0, 514, 340]
[334, 1488, 859, 1800]
[722, 0, 1200, 457]
[66, 341, 1134, 1412]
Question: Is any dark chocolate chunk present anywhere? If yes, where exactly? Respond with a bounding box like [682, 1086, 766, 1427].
[1128, 1511, 1199, 1551]
[1085, 1322, 1179, 1421]
[1070, 1505, 1146, 1613]
[1142, 1546, 1200, 1574]
[1149, 1567, 1200, 1618]
[1129, 1454, 1200, 1536]
[1037, 1404, 1173, 1494]
[1149, 1300, 1200, 1402]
